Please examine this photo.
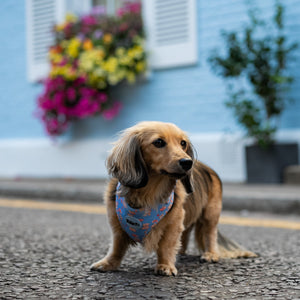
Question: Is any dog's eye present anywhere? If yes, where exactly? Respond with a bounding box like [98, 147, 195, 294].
[152, 138, 166, 148]
[181, 140, 187, 148]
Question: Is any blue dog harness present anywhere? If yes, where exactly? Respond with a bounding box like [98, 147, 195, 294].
[115, 183, 174, 243]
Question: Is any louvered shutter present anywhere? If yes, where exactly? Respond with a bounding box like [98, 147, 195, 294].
[26, 0, 92, 82]
[26, 0, 58, 82]
[142, 0, 198, 69]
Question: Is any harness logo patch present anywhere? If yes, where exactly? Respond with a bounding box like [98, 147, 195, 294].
[125, 216, 142, 229]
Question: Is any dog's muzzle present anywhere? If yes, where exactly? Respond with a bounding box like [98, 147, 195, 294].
[160, 159, 193, 179]
[179, 158, 193, 171]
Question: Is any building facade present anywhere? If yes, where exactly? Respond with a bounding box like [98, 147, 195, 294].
[0, 0, 299, 181]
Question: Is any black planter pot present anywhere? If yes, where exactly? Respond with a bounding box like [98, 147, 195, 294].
[245, 143, 299, 183]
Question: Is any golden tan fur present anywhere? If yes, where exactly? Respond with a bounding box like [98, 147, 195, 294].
[91, 121, 256, 276]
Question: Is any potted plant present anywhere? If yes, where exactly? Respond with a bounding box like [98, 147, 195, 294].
[208, 2, 298, 183]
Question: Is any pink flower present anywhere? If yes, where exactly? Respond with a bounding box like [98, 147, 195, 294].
[129, 2, 141, 14]
[103, 101, 122, 120]
[70, 97, 100, 119]
[73, 77, 86, 87]
[117, 2, 141, 16]
[53, 92, 64, 106]
[39, 96, 55, 110]
[80, 87, 95, 98]
[97, 92, 107, 103]
[43, 114, 69, 136]
[81, 15, 98, 26]
[66, 87, 77, 101]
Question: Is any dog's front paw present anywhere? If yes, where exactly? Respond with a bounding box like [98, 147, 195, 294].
[201, 252, 219, 263]
[155, 264, 178, 276]
[90, 258, 119, 272]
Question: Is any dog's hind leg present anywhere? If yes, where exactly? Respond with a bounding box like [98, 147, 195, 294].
[194, 193, 222, 262]
[198, 218, 220, 263]
[179, 225, 194, 255]
[90, 231, 131, 272]
[194, 219, 205, 252]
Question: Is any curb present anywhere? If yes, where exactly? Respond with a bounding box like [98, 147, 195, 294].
[0, 180, 106, 203]
[0, 180, 300, 214]
[222, 195, 300, 214]
[0, 187, 104, 203]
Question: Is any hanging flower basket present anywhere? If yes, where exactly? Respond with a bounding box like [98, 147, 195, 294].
[37, 2, 147, 136]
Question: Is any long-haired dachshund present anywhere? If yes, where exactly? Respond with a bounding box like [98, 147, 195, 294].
[91, 121, 256, 276]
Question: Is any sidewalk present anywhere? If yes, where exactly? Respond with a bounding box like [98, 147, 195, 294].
[0, 178, 299, 214]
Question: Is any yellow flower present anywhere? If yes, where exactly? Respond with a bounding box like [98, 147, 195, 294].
[65, 13, 78, 23]
[88, 73, 98, 84]
[95, 48, 106, 61]
[133, 35, 144, 45]
[55, 13, 77, 32]
[67, 38, 81, 58]
[50, 64, 78, 80]
[61, 40, 69, 49]
[78, 48, 106, 72]
[127, 48, 135, 59]
[94, 68, 105, 77]
[135, 61, 146, 72]
[87, 73, 107, 89]
[49, 52, 63, 64]
[119, 55, 132, 66]
[97, 80, 107, 89]
[55, 24, 65, 32]
[116, 69, 126, 80]
[102, 57, 118, 73]
[133, 45, 144, 59]
[127, 45, 144, 60]
[115, 47, 126, 57]
[83, 39, 93, 51]
[79, 53, 94, 71]
[103, 33, 113, 44]
[108, 74, 120, 85]
[64, 65, 77, 80]
[126, 71, 136, 84]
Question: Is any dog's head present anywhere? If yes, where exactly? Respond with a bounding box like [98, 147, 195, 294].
[106, 121, 194, 193]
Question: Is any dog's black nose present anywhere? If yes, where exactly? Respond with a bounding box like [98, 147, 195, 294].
[179, 159, 193, 171]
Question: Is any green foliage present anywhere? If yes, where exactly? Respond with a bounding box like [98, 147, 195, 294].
[208, 1, 297, 148]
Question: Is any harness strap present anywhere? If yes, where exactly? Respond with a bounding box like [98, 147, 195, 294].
[115, 183, 174, 243]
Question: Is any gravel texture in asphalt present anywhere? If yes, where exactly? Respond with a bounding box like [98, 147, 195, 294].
[0, 206, 299, 299]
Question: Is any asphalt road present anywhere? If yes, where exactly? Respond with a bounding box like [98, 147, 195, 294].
[0, 200, 299, 299]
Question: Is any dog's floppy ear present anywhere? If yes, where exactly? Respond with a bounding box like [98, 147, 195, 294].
[186, 139, 195, 160]
[181, 174, 193, 194]
[106, 133, 148, 189]
[181, 140, 194, 194]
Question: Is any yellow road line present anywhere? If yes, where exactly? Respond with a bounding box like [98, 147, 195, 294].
[0, 198, 300, 230]
[220, 216, 300, 230]
[0, 198, 106, 215]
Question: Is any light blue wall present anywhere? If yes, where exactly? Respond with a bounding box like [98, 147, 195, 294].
[0, 1, 44, 139]
[0, 0, 299, 140]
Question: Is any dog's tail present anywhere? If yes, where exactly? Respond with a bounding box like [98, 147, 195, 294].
[194, 221, 257, 259]
[216, 230, 257, 259]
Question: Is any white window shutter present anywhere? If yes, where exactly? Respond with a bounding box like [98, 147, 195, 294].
[26, 0, 92, 82]
[142, 0, 198, 69]
[26, 0, 58, 82]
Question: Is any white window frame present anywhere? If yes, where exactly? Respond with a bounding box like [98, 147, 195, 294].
[142, 0, 198, 69]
